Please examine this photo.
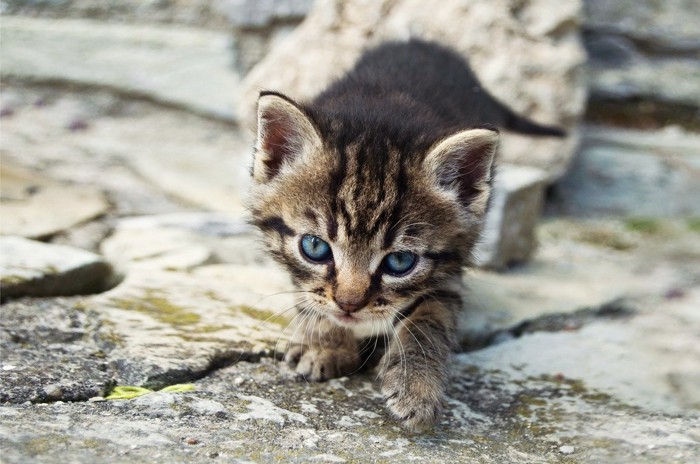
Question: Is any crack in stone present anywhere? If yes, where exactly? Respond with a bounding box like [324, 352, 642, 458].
[460, 298, 635, 352]
[140, 349, 279, 391]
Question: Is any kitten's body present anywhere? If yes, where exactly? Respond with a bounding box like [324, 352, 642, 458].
[249, 39, 563, 431]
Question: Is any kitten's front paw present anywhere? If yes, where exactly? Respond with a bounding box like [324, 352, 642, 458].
[381, 368, 443, 432]
[285, 345, 359, 382]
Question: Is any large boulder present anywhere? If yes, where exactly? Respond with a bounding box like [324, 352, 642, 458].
[238, 0, 587, 179]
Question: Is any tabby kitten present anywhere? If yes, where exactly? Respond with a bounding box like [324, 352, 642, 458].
[249, 39, 563, 431]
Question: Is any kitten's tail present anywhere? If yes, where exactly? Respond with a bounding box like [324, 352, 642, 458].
[503, 108, 567, 137]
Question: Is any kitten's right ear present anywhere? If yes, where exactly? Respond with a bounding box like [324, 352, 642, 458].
[254, 92, 321, 183]
[423, 128, 499, 217]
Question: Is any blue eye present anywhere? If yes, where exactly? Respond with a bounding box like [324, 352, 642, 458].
[382, 251, 417, 276]
[300, 235, 332, 262]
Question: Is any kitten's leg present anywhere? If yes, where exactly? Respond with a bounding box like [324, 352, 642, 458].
[285, 311, 360, 381]
[379, 298, 457, 431]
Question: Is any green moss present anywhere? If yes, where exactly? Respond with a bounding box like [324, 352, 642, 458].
[687, 217, 700, 233]
[174, 334, 228, 343]
[236, 305, 288, 326]
[624, 217, 662, 234]
[578, 228, 634, 251]
[190, 324, 234, 333]
[98, 329, 124, 347]
[112, 290, 200, 326]
[81, 438, 107, 449]
[0, 275, 25, 285]
[24, 435, 69, 456]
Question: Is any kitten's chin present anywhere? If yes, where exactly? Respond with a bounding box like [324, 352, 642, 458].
[329, 311, 360, 327]
[328, 311, 394, 337]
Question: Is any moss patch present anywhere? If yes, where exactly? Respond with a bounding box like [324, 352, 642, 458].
[235, 305, 288, 326]
[687, 218, 700, 233]
[24, 435, 70, 456]
[624, 217, 662, 235]
[112, 290, 200, 326]
[577, 228, 635, 251]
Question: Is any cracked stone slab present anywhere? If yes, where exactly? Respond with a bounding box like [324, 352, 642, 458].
[1, 355, 698, 463]
[0, 297, 113, 404]
[0, 237, 113, 299]
[0, 165, 109, 239]
[85, 264, 296, 387]
[0, 16, 241, 121]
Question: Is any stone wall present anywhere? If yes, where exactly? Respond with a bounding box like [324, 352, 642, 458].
[583, 0, 700, 113]
[553, 0, 700, 217]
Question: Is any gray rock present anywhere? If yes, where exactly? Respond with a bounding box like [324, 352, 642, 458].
[217, 0, 315, 74]
[0, 297, 114, 404]
[474, 165, 548, 269]
[584, 0, 700, 106]
[0, 164, 109, 239]
[100, 213, 269, 272]
[101, 227, 216, 272]
[553, 125, 700, 216]
[0, 237, 113, 299]
[231, 22, 301, 75]
[218, 0, 315, 28]
[584, 0, 700, 51]
[115, 213, 251, 238]
[0, 0, 235, 29]
[0, 16, 241, 121]
[239, 0, 586, 179]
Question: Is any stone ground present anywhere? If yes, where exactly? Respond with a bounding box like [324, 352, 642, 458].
[2, 14, 700, 464]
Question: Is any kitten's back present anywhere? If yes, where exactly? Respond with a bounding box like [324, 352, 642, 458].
[313, 39, 564, 137]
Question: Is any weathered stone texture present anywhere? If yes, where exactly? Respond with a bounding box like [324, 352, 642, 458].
[0, 16, 241, 121]
[553, 126, 700, 216]
[584, 0, 700, 107]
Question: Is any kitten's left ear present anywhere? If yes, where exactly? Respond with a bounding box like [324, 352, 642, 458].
[254, 92, 322, 183]
[423, 128, 499, 217]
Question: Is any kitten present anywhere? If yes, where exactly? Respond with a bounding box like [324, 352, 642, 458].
[249, 39, 563, 431]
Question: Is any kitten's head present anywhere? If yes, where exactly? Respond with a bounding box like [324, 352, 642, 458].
[249, 92, 498, 335]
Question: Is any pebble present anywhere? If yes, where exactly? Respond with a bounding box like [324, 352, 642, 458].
[43, 384, 63, 400]
[559, 445, 575, 454]
[184, 437, 200, 445]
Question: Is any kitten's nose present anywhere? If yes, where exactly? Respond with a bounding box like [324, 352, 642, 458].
[334, 298, 364, 314]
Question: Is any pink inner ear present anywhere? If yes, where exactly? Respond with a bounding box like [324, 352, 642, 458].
[454, 147, 493, 207]
[260, 114, 295, 178]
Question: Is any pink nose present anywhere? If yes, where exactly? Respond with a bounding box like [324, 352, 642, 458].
[335, 298, 364, 313]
